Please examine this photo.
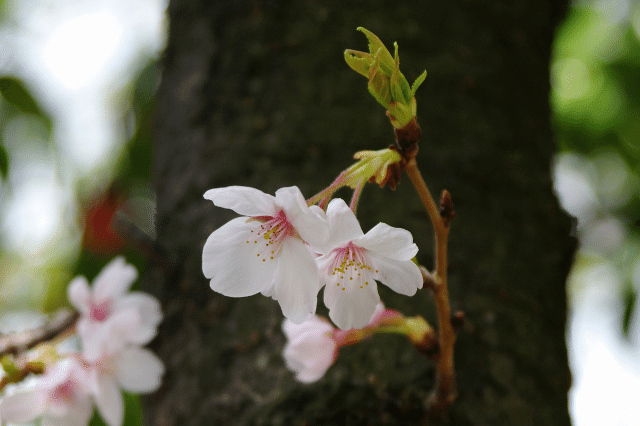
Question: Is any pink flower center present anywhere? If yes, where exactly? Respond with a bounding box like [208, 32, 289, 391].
[89, 300, 111, 322]
[329, 242, 374, 291]
[51, 380, 77, 403]
[247, 210, 296, 261]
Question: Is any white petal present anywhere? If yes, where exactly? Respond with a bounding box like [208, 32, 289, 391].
[369, 253, 423, 296]
[77, 318, 115, 362]
[41, 409, 92, 426]
[354, 223, 418, 261]
[323, 270, 380, 330]
[93, 375, 124, 426]
[204, 186, 278, 217]
[275, 186, 329, 246]
[78, 308, 140, 361]
[270, 238, 320, 324]
[282, 318, 337, 383]
[67, 276, 91, 315]
[42, 390, 93, 426]
[113, 292, 162, 343]
[203, 217, 278, 297]
[311, 198, 363, 254]
[92, 257, 138, 303]
[282, 315, 334, 339]
[0, 387, 48, 422]
[113, 347, 164, 393]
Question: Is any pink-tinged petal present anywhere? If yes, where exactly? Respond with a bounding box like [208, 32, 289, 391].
[113, 292, 162, 343]
[282, 315, 335, 340]
[92, 257, 138, 302]
[314, 251, 337, 289]
[78, 308, 139, 362]
[77, 317, 115, 362]
[93, 375, 124, 426]
[203, 217, 278, 297]
[312, 199, 364, 254]
[113, 347, 164, 393]
[369, 254, 423, 296]
[42, 403, 93, 426]
[42, 408, 92, 426]
[353, 223, 418, 261]
[282, 317, 337, 383]
[0, 386, 49, 422]
[275, 186, 329, 246]
[323, 271, 380, 330]
[270, 238, 320, 324]
[67, 276, 91, 315]
[204, 186, 278, 217]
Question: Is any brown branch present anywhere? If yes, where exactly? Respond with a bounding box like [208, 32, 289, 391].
[0, 308, 79, 358]
[404, 159, 457, 420]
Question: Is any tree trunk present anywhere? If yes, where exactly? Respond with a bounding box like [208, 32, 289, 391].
[146, 0, 575, 424]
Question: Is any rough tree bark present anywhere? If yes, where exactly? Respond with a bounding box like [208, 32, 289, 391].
[146, 0, 575, 424]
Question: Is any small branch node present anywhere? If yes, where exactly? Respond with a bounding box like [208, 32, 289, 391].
[450, 311, 465, 332]
[439, 189, 455, 227]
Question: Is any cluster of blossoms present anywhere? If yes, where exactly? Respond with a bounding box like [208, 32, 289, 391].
[202, 185, 423, 330]
[0, 257, 164, 426]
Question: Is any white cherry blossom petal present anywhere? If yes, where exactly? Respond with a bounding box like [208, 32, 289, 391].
[92, 257, 138, 302]
[113, 292, 162, 343]
[79, 308, 139, 362]
[323, 270, 380, 330]
[353, 223, 418, 261]
[282, 317, 337, 383]
[204, 186, 278, 217]
[41, 412, 92, 426]
[0, 386, 49, 422]
[312, 198, 364, 254]
[271, 238, 320, 323]
[93, 375, 124, 426]
[369, 253, 423, 296]
[67, 276, 91, 315]
[275, 186, 329, 246]
[113, 347, 165, 393]
[203, 217, 278, 297]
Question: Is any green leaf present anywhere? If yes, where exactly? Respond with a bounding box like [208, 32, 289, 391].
[367, 57, 391, 108]
[88, 392, 144, 426]
[357, 27, 395, 76]
[344, 50, 371, 77]
[0, 77, 42, 115]
[122, 392, 144, 426]
[390, 43, 411, 105]
[623, 286, 636, 338]
[0, 76, 52, 134]
[411, 70, 428, 97]
[0, 143, 7, 179]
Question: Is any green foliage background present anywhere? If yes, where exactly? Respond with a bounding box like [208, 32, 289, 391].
[552, 4, 640, 337]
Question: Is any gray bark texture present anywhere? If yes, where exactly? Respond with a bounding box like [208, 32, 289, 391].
[146, 0, 575, 424]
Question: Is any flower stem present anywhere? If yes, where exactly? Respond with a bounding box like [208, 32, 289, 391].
[405, 159, 457, 417]
[349, 178, 366, 214]
[307, 174, 347, 207]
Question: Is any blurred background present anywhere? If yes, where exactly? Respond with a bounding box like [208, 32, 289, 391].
[0, 0, 638, 424]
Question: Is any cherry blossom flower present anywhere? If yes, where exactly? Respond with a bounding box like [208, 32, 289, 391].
[0, 358, 93, 426]
[282, 303, 398, 383]
[67, 257, 162, 362]
[87, 346, 164, 426]
[202, 186, 330, 323]
[313, 199, 422, 329]
[282, 315, 338, 383]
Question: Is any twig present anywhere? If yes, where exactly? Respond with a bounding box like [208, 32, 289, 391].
[404, 159, 457, 418]
[0, 308, 79, 358]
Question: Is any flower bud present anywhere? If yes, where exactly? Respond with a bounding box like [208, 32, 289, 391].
[345, 27, 427, 129]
